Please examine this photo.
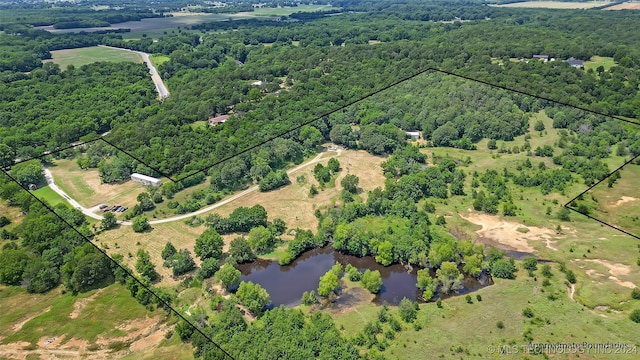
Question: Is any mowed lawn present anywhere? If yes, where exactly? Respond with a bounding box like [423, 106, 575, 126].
[48, 159, 143, 209]
[32, 185, 66, 207]
[584, 56, 616, 72]
[43, 46, 142, 70]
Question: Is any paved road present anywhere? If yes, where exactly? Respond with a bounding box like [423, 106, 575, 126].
[99, 45, 169, 100]
[45, 149, 341, 226]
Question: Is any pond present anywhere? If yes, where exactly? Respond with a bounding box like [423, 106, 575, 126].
[237, 246, 492, 307]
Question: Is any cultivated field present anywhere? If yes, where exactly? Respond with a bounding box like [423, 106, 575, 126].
[48, 159, 143, 210]
[604, 2, 640, 10]
[492, 1, 613, 9]
[43, 46, 142, 70]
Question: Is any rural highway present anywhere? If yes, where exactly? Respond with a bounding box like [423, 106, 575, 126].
[45, 149, 341, 226]
[99, 45, 170, 100]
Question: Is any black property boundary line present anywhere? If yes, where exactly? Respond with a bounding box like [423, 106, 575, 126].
[563, 153, 640, 240]
[3, 66, 640, 357]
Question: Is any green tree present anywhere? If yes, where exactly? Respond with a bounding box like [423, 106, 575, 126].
[132, 216, 150, 232]
[398, 297, 417, 323]
[417, 268, 437, 300]
[341, 174, 360, 194]
[172, 249, 196, 276]
[70, 253, 113, 293]
[0, 144, 13, 168]
[375, 241, 394, 266]
[161, 242, 177, 261]
[11, 161, 45, 186]
[361, 269, 383, 294]
[327, 158, 341, 173]
[101, 211, 117, 230]
[135, 249, 158, 281]
[630, 309, 640, 324]
[522, 257, 538, 272]
[197, 258, 220, 279]
[236, 281, 271, 316]
[217, 264, 241, 291]
[247, 226, 274, 254]
[487, 139, 497, 150]
[0, 249, 30, 285]
[557, 207, 571, 221]
[491, 258, 517, 279]
[229, 237, 256, 263]
[463, 253, 484, 278]
[318, 270, 340, 297]
[436, 261, 464, 294]
[534, 120, 545, 131]
[194, 228, 224, 260]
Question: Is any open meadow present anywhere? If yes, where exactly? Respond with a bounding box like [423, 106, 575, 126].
[584, 56, 617, 72]
[603, 2, 640, 10]
[48, 159, 143, 210]
[43, 46, 142, 70]
[0, 284, 189, 359]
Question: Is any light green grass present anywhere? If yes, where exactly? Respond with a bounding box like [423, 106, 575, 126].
[32, 186, 66, 207]
[44, 46, 142, 70]
[150, 54, 170, 68]
[584, 56, 616, 72]
[1, 284, 152, 345]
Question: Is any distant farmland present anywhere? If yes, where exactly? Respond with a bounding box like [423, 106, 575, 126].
[603, 2, 640, 10]
[492, 1, 613, 9]
[43, 46, 142, 69]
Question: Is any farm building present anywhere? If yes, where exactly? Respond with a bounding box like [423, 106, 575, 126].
[405, 131, 421, 139]
[131, 173, 162, 187]
[566, 57, 584, 68]
[533, 55, 549, 61]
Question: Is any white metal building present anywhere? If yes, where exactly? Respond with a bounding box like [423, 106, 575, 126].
[131, 173, 162, 187]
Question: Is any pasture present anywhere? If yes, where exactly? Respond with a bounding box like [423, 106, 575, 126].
[584, 56, 617, 72]
[48, 159, 143, 210]
[43, 46, 142, 70]
[492, 1, 613, 9]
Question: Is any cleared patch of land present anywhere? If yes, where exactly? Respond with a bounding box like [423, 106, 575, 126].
[43, 46, 142, 70]
[584, 56, 616, 72]
[0, 284, 177, 360]
[48, 159, 143, 210]
[32, 185, 66, 207]
[149, 54, 170, 68]
[491, 1, 612, 9]
[212, 149, 386, 231]
[604, 2, 640, 10]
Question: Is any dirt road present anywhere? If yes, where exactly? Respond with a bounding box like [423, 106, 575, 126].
[47, 149, 340, 226]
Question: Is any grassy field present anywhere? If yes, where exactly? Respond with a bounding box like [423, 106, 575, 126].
[43, 46, 142, 70]
[149, 54, 170, 68]
[32, 185, 66, 207]
[492, 1, 613, 9]
[604, 2, 640, 10]
[584, 56, 616, 72]
[48, 159, 143, 210]
[333, 263, 640, 359]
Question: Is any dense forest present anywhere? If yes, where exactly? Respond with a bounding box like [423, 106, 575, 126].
[2, 0, 640, 358]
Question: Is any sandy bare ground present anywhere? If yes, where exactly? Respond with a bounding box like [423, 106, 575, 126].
[459, 212, 557, 253]
[604, 2, 640, 10]
[69, 288, 104, 319]
[11, 307, 51, 332]
[568, 284, 575, 301]
[578, 259, 636, 289]
[609, 196, 638, 208]
[0, 316, 168, 360]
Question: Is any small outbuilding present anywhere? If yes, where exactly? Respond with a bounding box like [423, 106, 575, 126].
[208, 114, 230, 126]
[131, 173, 162, 187]
[405, 131, 421, 139]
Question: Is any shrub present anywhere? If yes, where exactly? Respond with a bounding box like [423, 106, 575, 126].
[630, 309, 640, 323]
[632, 288, 640, 300]
[522, 307, 534, 318]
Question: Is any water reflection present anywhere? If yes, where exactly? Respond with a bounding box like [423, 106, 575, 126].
[237, 246, 492, 307]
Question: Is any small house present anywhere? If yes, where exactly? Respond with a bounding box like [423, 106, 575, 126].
[533, 55, 549, 62]
[566, 57, 584, 68]
[131, 173, 162, 187]
[208, 114, 230, 126]
[405, 131, 421, 139]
